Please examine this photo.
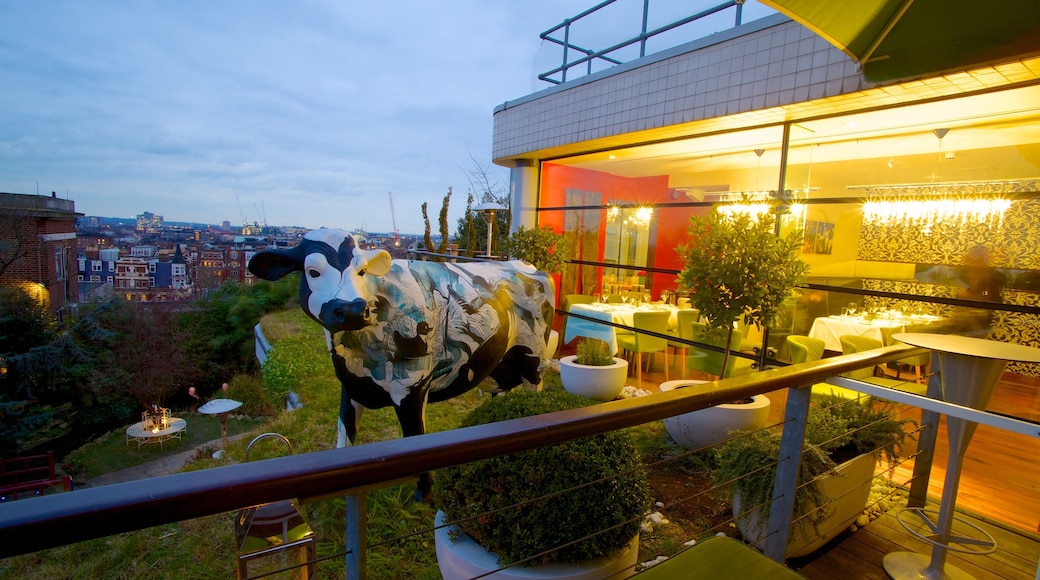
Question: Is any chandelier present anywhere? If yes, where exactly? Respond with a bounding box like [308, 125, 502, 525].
[852, 179, 1039, 234]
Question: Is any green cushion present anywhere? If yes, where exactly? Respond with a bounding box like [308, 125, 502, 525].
[635, 536, 806, 579]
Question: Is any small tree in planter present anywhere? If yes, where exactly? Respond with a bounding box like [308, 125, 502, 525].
[504, 224, 570, 275]
[676, 199, 809, 377]
[559, 338, 629, 400]
[435, 389, 651, 576]
[714, 395, 915, 556]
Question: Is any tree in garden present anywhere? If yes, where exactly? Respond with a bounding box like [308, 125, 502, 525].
[421, 202, 434, 253]
[437, 187, 452, 255]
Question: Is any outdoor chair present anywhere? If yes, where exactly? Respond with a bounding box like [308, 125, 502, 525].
[617, 310, 670, 385]
[884, 323, 933, 383]
[236, 433, 316, 580]
[561, 294, 595, 344]
[837, 334, 925, 398]
[786, 335, 855, 401]
[685, 322, 753, 379]
[666, 308, 700, 377]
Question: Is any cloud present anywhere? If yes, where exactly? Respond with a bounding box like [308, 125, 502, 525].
[0, 0, 593, 233]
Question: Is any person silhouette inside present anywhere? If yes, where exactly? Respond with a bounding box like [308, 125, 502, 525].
[949, 245, 1004, 337]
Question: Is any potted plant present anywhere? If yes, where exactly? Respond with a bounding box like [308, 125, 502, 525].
[559, 338, 629, 401]
[662, 200, 809, 446]
[676, 198, 809, 377]
[658, 379, 771, 451]
[714, 394, 916, 557]
[435, 388, 652, 579]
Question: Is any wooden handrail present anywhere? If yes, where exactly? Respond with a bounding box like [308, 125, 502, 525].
[0, 345, 923, 558]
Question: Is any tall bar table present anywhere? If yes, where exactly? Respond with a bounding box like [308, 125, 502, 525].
[883, 333, 1040, 580]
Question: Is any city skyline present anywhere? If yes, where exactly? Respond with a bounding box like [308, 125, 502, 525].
[0, 1, 600, 235]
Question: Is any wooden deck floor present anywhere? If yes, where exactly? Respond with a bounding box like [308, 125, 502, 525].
[585, 345, 1040, 578]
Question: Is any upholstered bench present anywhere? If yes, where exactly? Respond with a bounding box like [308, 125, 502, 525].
[634, 535, 806, 579]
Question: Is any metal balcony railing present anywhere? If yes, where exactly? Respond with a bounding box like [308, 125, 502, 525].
[2, 344, 1038, 578]
[537, 0, 774, 85]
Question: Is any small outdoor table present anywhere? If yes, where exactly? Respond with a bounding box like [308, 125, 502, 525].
[197, 398, 243, 454]
[883, 333, 1040, 580]
[125, 417, 186, 449]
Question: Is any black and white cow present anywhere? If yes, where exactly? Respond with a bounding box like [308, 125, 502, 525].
[248, 229, 555, 499]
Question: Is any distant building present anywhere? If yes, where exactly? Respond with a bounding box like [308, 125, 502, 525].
[136, 212, 163, 234]
[0, 191, 82, 319]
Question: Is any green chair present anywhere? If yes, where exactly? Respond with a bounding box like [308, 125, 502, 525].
[783, 334, 856, 401]
[787, 335, 825, 364]
[686, 322, 753, 379]
[561, 294, 595, 344]
[633, 535, 807, 579]
[617, 310, 670, 386]
[666, 308, 700, 377]
[835, 334, 920, 398]
[605, 294, 625, 304]
[885, 323, 933, 383]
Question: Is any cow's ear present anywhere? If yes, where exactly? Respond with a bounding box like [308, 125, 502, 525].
[248, 250, 302, 281]
[359, 249, 393, 276]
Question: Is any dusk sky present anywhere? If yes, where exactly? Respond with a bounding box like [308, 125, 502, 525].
[0, 1, 619, 234]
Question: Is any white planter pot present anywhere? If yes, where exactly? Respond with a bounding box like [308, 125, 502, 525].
[659, 380, 771, 450]
[435, 511, 638, 580]
[734, 452, 877, 558]
[558, 355, 629, 401]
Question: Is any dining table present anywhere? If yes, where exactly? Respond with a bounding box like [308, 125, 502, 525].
[564, 302, 679, 355]
[808, 312, 943, 352]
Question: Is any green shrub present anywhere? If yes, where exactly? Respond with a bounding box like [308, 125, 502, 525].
[713, 395, 915, 540]
[437, 389, 652, 565]
[227, 373, 276, 416]
[261, 334, 329, 404]
[575, 337, 614, 366]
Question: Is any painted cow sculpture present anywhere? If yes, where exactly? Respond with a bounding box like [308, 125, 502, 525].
[248, 229, 555, 498]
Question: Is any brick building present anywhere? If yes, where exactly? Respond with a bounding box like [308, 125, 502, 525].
[0, 192, 82, 319]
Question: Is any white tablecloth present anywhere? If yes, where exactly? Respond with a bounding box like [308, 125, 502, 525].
[808, 314, 941, 352]
[564, 303, 678, 355]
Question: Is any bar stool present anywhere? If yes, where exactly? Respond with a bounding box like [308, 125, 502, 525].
[236, 433, 316, 580]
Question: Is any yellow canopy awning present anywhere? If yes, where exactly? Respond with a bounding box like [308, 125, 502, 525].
[759, 0, 1040, 82]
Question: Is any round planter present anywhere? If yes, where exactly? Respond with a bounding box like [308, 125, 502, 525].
[558, 355, 629, 401]
[659, 380, 771, 450]
[734, 452, 877, 558]
[435, 511, 639, 580]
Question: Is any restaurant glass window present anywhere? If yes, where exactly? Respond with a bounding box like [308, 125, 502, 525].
[539, 125, 785, 338]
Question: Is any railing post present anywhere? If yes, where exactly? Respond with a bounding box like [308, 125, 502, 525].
[561, 19, 571, 83]
[907, 353, 942, 508]
[763, 383, 811, 561]
[640, 0, 650, 57]
[345, 492, 367, 580]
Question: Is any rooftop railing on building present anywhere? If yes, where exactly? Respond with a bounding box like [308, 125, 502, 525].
[1, 345, 1038, 578]
[538, 0, 777, 85]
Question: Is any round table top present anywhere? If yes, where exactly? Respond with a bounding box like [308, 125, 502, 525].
[892, 333, 1040, 363]
[197, 398, 243, 415]
[126, 417, 186, 438]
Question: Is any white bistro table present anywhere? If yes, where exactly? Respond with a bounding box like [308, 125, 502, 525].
[882, 333, 1040, 580]
[564, 302, 678, 355]
[125, 417, 186, 449]
[808, 314, 942, 352]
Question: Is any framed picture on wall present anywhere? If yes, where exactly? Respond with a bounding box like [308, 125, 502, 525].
[803, 220, 834, 255]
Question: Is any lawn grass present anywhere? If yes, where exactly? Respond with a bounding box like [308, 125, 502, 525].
[0, 308, 692, 580]
[64, 414, 268, 480]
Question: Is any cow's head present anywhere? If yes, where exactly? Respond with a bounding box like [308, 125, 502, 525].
[248, 229, 392, 332]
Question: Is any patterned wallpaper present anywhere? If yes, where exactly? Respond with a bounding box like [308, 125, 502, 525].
[859, 196, 1040, 375]
[858, 198, 1040, 269]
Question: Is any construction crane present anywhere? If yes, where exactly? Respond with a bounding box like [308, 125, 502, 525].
[388, 191, 400, 247]
[235, 194, 248, 228]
